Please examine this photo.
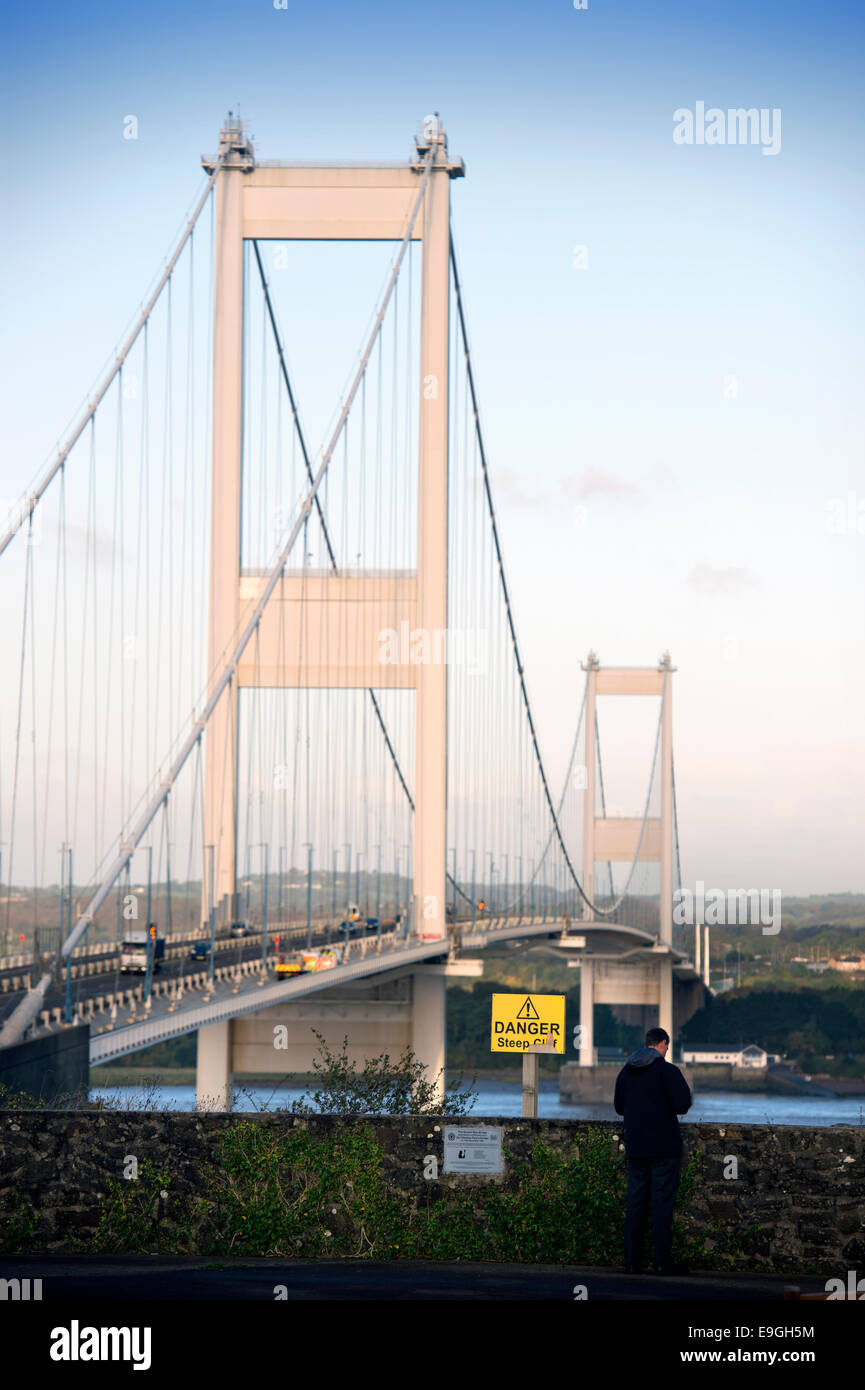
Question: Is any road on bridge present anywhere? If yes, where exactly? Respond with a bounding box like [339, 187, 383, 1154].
[0, 919, 393, 1030]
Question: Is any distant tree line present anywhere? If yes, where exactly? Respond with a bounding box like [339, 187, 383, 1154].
[681, 987, 865, 1063]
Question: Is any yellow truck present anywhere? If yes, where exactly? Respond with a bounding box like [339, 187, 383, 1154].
[273, 941, 340, 978]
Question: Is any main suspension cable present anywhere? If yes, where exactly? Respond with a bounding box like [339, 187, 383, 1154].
[0, 159, 225, 559]
[450, 227, 667, 919]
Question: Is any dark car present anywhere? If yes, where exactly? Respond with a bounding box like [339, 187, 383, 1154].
[189, 940, 211, 960]
[365, 917, 379, 932]
[338, 920, 357, 935]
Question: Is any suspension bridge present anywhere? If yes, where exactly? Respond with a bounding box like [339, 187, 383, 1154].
[0, 115, 707, 1108]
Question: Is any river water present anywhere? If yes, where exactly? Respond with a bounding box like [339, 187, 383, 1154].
[89, 1076, 865, 1125]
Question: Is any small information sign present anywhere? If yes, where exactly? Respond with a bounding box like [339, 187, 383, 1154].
[443, 1125, 503, 1175]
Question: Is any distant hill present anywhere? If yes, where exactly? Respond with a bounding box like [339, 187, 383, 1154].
[777, 895, 865, 929]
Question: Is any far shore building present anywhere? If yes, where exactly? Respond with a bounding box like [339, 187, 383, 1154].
[804, 958, 865, 975]
[681, 1044, 781, 1068]
[826, 956, 865, 975]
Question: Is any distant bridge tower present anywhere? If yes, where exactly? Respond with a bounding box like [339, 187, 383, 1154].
[198, 115, 464, 1105]
[577, 651, 680, 1062]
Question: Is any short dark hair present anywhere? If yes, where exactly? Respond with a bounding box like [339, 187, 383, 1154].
[646, 1027, 670, 1047]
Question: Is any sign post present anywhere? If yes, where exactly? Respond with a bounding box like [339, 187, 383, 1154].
[521, 1051, 539, 1117]
[490, 992, 565, 1119]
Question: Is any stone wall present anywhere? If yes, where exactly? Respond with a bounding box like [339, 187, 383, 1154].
[1, 1111, 863, 1270]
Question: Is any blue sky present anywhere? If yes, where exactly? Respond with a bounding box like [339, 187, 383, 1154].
[1, 0, 863, 894]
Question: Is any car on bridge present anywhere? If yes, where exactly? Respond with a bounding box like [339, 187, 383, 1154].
[189, 940, 211, 961]
[230, 921, 251, 938]
[338, 919, 357, 935]
[365, 916, 379, 932]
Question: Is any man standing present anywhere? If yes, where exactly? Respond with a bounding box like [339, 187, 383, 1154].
[613, 1027, 692, 1275]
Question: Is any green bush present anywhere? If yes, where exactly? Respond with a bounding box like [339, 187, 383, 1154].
[0, 1081, 45, 1110]
[283, 1030, 477, 1117]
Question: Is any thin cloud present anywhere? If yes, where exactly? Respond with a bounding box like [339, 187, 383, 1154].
[562, 468, 640, 501]
[492, 468, 543, 508]
[642, 460, 676, 489]
[688, 564, 757, 596]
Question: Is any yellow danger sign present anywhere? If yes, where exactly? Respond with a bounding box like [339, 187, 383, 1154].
[490, 993, 565, 1054]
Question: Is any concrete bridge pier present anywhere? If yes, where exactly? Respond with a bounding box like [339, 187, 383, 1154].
[578, 958, 594, 1066]
[675, 974, 705, 1033]
[411, 970, 446, 1104]
[197, 1020, 232, 1111]
[577, 953, 683, 1063]
[195, 965, 456, 1112]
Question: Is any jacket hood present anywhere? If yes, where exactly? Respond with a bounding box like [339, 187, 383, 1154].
[626, 1046, 663, 1068]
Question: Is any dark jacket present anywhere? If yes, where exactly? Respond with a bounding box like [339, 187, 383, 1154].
[613, 1046, 692, 1158]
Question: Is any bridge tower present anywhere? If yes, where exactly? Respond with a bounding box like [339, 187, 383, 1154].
[577, 651, 679, 1063]
[198, 115, 464, 1106]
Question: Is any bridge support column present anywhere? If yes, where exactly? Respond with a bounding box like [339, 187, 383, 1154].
[411, 971, 446, 1105]
[205, 122, 252, 934]
[579, 959, 594, 1066]
[659, 652, 673, 947]
[675, 974, 705, 1032]
[197, 1020, 232, 1111]
[413, 129, 451, 945]
[581, 654, 599, 921]
[658, 956, 673, 1058]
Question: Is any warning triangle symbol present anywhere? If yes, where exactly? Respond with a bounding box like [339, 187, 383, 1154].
[516, 997, 540, 1019]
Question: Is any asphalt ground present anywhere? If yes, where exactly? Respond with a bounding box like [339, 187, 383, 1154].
[0, 1255, 836, 1300]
